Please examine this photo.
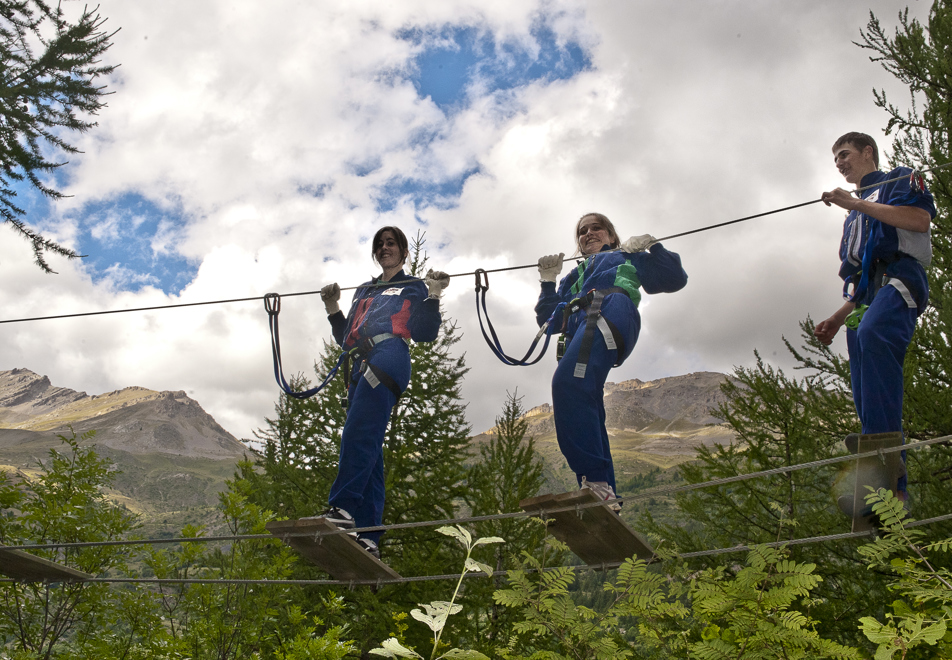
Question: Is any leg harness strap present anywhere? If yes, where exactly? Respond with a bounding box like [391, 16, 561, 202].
[341, 333, 405, 407]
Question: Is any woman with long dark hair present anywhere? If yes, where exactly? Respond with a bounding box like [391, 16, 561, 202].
[317, 226, 449, 557]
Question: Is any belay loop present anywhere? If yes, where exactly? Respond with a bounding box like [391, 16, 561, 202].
[473, 268, 556, 366]
[265, 293, 345, 400]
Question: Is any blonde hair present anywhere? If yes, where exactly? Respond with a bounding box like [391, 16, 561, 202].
[575, 212, 620, 255]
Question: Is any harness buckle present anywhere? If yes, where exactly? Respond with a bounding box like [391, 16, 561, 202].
[556, 334, 566, 361]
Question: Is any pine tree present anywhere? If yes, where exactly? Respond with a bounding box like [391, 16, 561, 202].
[0, 0, 117, 272]
[463, 390, 547, 643]
[240, 233, 472, 651]
[640, 325, 889, 645]
[857, 2, 952, 497]
[642, 5, 952, 647]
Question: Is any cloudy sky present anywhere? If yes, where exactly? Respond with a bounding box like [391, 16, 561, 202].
[1, 0, 933, 442]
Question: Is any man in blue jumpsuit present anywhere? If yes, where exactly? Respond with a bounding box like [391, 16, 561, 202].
[814, 132, 935, 507]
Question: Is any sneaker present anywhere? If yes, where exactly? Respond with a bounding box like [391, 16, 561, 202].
[357, 537, 380, 560]
[316, 506, 356, 530]
[581, 477, 621, 512]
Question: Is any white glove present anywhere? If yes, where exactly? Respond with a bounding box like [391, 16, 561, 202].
[537, 253, 565, 283]
[621, 234, 656, 253]
[424, 269, 450, 299]
[320, 283, 341, 315]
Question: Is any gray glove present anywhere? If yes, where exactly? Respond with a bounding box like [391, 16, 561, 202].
[424, 269, 450, 299]
[537, 253, 565, 283]
[621, 234, 656, 253]
[320, 283, 341, 315]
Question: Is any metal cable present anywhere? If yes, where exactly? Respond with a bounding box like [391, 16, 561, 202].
[5, 162, 947, 326]
[5, 434, 949, 552]
[4, 511, 951, 588]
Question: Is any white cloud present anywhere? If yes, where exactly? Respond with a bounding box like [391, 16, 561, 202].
[0, 0, 931, 441]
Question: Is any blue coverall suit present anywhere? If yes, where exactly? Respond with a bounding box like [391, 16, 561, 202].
[839, 169, 935, 495]
[535, 244, 687, 493]
[327, 271, 441, 543]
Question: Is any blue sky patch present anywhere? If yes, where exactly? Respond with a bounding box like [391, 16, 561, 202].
[375, 166, 481, 213]
[379, 18, 591, 212]
[402, 21, 592, 112]
[70, 193, 197, 295]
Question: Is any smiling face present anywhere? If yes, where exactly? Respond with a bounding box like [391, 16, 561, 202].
[833, 142, 877, 185]
[374, 230, 406, 270]
[576, 214, 618, 255]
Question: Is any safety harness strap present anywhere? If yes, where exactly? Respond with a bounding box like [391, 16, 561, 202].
[562, 287, 628, 379]
[264, 293, 346, 400]
[473, 269, 557, 366]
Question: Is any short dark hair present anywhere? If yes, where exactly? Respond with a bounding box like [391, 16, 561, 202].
[371, 226, 409, 265]
[833, 132, 879, 168]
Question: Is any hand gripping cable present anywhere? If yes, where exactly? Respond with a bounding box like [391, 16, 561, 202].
[473, 269, 562, 366]
[264, 293, 346, 399]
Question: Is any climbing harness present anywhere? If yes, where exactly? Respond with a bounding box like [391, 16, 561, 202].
[265, 293, 406, 404]
[560, 287, 629, 378]
[474, 269, 558, 366]
[338, 333, 405, 409]
[264, 293, 346, 399]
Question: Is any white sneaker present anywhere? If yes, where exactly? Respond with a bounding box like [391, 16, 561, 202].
[581, 477, 621, 512]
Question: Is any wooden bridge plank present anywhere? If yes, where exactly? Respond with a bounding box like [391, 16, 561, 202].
[0, 546, 92, 582]
[520, 490, 654, 565]
[266, 517, 401, 581]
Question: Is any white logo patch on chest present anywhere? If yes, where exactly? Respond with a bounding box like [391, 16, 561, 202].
[866, 189, 880, 203]
[381, 287, 403, 296]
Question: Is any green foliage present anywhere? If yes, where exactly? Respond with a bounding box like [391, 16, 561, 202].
[853, 489, 952, 659]
[370, 525, 499, 660]
[493, 536, 861, 659]
[0, 0, 117, 271]
[142, 482, 311, 659]
[463, 390, 548, 643]
[640, 323, 889, 644]
[0, 430, 160, 658]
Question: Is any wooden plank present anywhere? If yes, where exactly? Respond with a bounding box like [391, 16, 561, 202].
[520, 490, 654, 565]
[0, 546, 92, 582]
[266, 517, 401, 581]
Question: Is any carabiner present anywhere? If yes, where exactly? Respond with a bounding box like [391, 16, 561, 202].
[263, 292, 281, 315]
[909, 170, 926, 193]
[474, 268, 489, 293]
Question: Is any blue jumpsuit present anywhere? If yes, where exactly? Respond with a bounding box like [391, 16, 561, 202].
[327, 271, 441, 542]
[838, 169, 935, 494]
[536, 244, 687, 492]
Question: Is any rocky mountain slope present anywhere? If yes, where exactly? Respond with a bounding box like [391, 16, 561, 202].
[0, 368, 251, 534]
[0, 368, 738, 533]
[473, 371, 738, 493]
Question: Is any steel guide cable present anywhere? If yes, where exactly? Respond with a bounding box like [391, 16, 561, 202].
[4, 434, 949, 552]
[4, 511, 952, 588]
[2, 161, 948, 326]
